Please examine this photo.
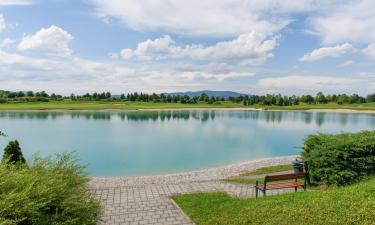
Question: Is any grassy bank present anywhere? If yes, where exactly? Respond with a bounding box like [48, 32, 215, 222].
[172, 177, 375, 225]
[261, 102, 375, 111]
[2, 100, 375, 111]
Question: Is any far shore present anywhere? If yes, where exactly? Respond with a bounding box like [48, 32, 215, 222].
[2, 107, 375, 114]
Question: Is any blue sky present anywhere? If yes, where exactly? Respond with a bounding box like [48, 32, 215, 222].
[0, 0, 375, 95]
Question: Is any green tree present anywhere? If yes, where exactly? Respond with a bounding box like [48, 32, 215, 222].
[366, 93, 375, 103]
[2, 140, 26, 164]
[26, 91, 34, 97]
[199, 93, 209, 102]
[315, 92, 327, 104]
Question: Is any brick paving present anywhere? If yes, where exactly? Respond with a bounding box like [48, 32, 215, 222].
[90, 156, 299, 225]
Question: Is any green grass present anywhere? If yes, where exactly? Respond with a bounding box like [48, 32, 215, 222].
[260, 102, 375, 111]
[2, 100, 375, 111]
[222, 177, 261, 184]
[240, 164, 293, 176]
[223, 164, 296, 184]
[172, 177, 375, 225]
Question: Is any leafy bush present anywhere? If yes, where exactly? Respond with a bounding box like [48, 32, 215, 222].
[301, 131, 375, 186]
[2, 140, 26, 164]
[0, 153, 102, 225]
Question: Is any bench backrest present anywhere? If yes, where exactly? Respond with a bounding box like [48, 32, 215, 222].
[265, 172, 306, 182]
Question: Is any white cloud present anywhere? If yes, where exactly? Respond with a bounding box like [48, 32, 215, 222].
[0, 14, 5, 32]
[311, 0, 375, 44]
[363, 43, 375, 60]
[125, 35, 179, 60]
[337, 60, 354, 68]
[90, 1, 375, 47]
[90, 0, 323, 37]
[120, 48, 132, 59]
[299, 43, 354, 62]
[119, 33, 278, 65]
[258, 75, 363, 93]
[18, 25, 73, 57]
[176, 71, 255, 82]
[0, 38, 16, 49]
[0, 0, 32, 5]
[0, 49, 256, 94]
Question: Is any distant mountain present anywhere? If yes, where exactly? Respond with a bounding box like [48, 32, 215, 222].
[165, 90, 250, 98]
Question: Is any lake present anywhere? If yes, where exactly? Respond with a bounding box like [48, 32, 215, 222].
[0, 110, 375, 176]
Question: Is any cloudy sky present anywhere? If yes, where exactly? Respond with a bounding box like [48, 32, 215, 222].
[0, 0, 375, 95]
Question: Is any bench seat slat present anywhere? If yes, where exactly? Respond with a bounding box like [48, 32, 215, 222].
[257, 181, 303, 190]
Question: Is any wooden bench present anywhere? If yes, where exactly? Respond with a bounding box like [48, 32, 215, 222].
[255, 172, 307, 198]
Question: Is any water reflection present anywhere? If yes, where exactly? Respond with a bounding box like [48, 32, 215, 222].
[1, 110, 375, 126]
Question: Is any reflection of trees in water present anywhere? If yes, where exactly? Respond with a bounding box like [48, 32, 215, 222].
[71, 112, 111, 120]
[123, 110, 211, 122]
[315, 113, 326, 127]
[0, 112, 62, 120]
[338, 114, 349, 126]
[302, 112, 313, 124]
[367, 116, 375, 129]
[264, 111, 283, 123]
[0, 111, 370, 128]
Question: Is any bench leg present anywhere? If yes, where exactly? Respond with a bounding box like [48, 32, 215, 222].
[263, 190, 266, 197]
[256, 187, 258, 198]
[295, 186, 297, 192]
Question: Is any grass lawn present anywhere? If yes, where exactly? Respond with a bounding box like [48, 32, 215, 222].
[223, 164, 293, 184]
[2, 100, 375, 111]
[222, 177, 261, 184]
[172, 177, 375, 225]
[260, 102, 375, 111]
[240, 164, 293, 176]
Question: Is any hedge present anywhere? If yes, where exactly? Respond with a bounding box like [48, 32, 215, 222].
[302, 131, 375, 186]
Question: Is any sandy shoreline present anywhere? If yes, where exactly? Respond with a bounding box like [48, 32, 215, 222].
[2, 107, 375, 114]
[89, 155, 298, 188]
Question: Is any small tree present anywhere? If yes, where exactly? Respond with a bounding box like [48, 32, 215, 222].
[2, 140, 26, 164]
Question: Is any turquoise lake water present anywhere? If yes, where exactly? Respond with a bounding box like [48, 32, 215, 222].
[1, 110, 375, 176]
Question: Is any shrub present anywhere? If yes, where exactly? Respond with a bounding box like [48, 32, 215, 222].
[301, 131, 375, 186]
[2, 140, 26, 164]
[0, 153, 102, 225]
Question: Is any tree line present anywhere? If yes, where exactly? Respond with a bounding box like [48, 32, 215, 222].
[1, 90, 375, 106]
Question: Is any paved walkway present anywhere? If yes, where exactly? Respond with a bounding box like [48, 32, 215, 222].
[92, 181, 295, 225]
[90, 156, 298, 225]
